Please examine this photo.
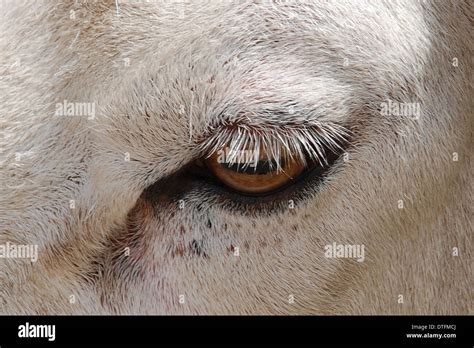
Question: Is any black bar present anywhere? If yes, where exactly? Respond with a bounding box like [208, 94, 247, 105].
[0, 315, 472, 346]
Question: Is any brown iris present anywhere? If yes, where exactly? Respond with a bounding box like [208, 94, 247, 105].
[205, 146, 306, 195]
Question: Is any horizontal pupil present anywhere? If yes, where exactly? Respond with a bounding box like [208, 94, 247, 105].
[221, 159, 284, 175]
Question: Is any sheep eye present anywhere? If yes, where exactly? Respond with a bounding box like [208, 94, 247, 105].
[204, 146, 307, 195]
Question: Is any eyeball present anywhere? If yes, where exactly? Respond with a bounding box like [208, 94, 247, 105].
[205, 146, 307, 195]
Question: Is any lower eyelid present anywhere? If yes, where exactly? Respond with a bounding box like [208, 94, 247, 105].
[185, 150, 346, 213]
[200, 131, 349, 198]
[142, 135, 350, 214]
[142, 153, 343, 218]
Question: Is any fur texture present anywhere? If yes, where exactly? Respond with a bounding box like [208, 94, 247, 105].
[0, 0, 472, 314]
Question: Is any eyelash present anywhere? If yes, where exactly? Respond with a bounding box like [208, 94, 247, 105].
[199, 121, 351, 171]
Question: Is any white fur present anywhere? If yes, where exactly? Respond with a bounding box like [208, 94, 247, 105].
[0, 0, 472, 314]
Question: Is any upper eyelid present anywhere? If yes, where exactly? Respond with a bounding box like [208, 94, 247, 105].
[198, 121, 351, 170]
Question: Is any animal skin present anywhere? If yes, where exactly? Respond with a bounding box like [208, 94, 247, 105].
[0, 0, 472, 314]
